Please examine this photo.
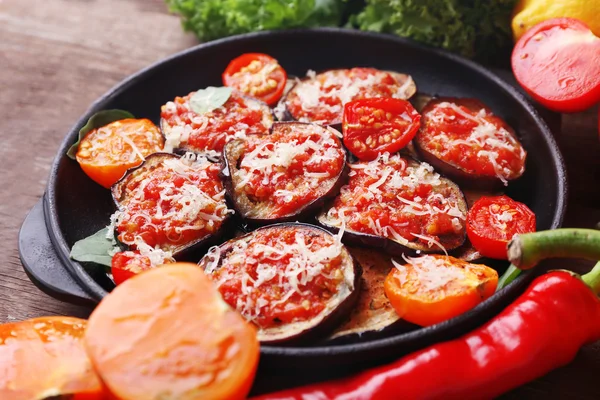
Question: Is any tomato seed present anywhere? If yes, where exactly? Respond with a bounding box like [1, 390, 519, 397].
[374, 122, 383, 129]
[384, 135, 391, 143]
[386, 112, 393, 120]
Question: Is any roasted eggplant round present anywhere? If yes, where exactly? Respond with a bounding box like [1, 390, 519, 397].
[160, 89, 274, 157]
[221, 122, 347, 226]
[198, 223, 361, 344]
[111, 152, 233, 260]
[413, 97, 527, 189]
[318, 153, 468, 256]
[278, 68, 417, 126]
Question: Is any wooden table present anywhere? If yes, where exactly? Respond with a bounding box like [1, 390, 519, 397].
[1, 0, 599, 398]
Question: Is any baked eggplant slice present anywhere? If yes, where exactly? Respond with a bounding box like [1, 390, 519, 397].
[198, 223, 361, 344]
[221, 122, 347, 226]
[279, 68, 417, 126]
[160, 89, 274, 157]
[318, 153, 468, 256]
[414, 97, 527, 188]
[111, 153, 233, 260]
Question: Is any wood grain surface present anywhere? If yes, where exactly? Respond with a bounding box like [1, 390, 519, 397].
[1, 0, 599, 398]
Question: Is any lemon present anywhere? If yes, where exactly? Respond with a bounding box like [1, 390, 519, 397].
[512, 0, 600, 41]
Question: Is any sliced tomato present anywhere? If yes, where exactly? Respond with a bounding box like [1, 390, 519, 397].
[111, 251, 153, 285]
[223, 53, 287, 106]
[342, 98, 421, 160]
[76, 118, 164, 188]
[467, 195, 536, 260]
[512, 18, 600, 113]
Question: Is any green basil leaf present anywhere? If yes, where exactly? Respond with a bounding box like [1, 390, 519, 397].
[189, 86, 233, 115]
[66, 109, 135, 160]
[70, 227, 118, 267]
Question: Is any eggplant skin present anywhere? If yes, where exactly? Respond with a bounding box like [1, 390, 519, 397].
[198, 222, 362, 345]
[221, 122, 348, 228]
[111, 152, 233, 261]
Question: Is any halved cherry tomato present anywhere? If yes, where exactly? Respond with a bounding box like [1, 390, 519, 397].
[85, 263, 259, 400]
[223, 53, 287, 106]
[384, 255, 498, 327]
[111, 251, 153, 285]
[0, 317, 105, 400]
[467, 195, 536, 260]
[76, 118, 164, 188]
[512, 18, 600, 113]
[342, 98, 421, 160]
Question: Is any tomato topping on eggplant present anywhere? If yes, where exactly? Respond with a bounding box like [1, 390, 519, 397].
[414, 97, 527, 188]
[222, 122, 346, 225]
[223, 53, 287, 106]
[343, 98, 421, 160]
[282, 68, 416, 126]
[111, 250, 174, 285]
[199, 223, 360, 344]
[160, 90, 273, 157]
[318, 153, 467, 255]
[111, 153, 233, 260]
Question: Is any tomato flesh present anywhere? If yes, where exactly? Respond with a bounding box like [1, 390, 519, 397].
[111, 251, 157, 285]
[466, 195, 536, 260]
[343, 98, 421, 160]
[223, 53, 287, 106]
[512, 18, 600, 113]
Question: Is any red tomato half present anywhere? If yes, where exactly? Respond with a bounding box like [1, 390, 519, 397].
[223, 53, 287, 106]
[512, 18, 600, 113]
[111, 251, 153, 285]
[467, 195, 536, 260]
[343, 98, 421, 160]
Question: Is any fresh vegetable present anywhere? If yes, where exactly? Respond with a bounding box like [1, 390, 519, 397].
[111, 250, 174, 285]
[512, 18, 600, 113]
[223, 53, 287, 106]
[253, 228, 600, 400]
[384, 255, 498, 327]
[0, 317, 104, 400]
[354, 0, 517, 60]
[512, 0, 600, 41]
[342, 98, 421, 161]
[318, 154, 467, 255]
[198, 223, 360, 344]
[222, 122, 346, 225]
[414, 97, 526, 188]
[282, 68, 416, 126]
[467, 195, 536, 260]
[165, 0, 346, 42]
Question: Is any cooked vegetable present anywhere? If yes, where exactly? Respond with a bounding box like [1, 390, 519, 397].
[160, 88, 273, 156]
[318, 154, 467, 255]
[414, 97, 526, 188]
[467, 195, 536, 260]
[253, 229, 600, 400]
[198, 223, 360, 344]
[384, 255, 498, 326]
[512, 18, 600, 113]
[165, 0, 346, 42]
[223, 53, 288, 106]
[281, 68, 416, 126]
[111, 250, 174, 285]
[111, 153, 233, 260]
[343, 98, 421, 161]
[0, 317, 104, 400]
[354, 0, 517, 61]
[222, 122, 346, 225]
[85, 263, 259, 400]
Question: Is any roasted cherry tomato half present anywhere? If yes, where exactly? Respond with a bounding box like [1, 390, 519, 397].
[467, 195, 536, 260]
[512, 18, 600, 113]
[385, 255, 498, 327]
[76, 118, 164, 188]
[223, 53, 287, 106]
[343, 98, 421, 160]
[111, 250, 164, 285]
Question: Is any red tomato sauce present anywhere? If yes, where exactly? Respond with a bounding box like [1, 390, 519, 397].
[326, 154, 466, 250]
[208, 226, 345, 329]
[160, 90, 273, 154]
[285, 68, 411, 125]
[234, 124, 345, 218]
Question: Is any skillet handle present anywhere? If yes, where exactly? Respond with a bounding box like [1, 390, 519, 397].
[18, 199, 95, 305]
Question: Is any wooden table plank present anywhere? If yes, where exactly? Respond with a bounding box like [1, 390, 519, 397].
[1, 0, 598, 398]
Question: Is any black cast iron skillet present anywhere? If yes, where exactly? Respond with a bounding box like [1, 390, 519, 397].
[19, 28, 566, 391]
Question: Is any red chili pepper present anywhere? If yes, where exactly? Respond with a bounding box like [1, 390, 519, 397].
[253, 229, 600, 400]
